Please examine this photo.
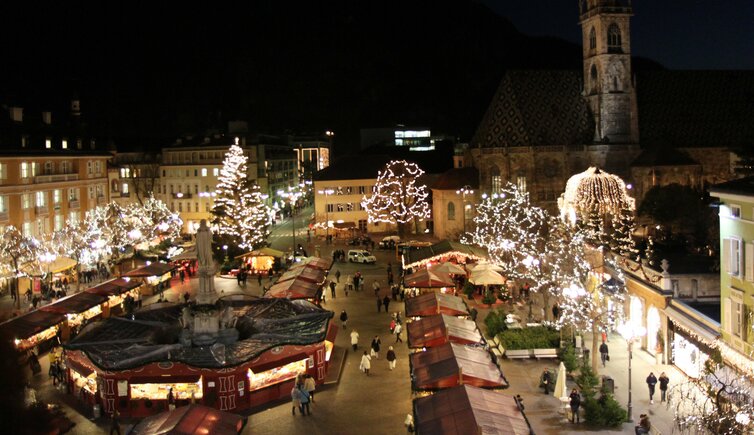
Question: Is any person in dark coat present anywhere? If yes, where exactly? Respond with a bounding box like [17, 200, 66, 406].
[370, 335, 381, 359]
[340, 310, 348, 329]
[382, 295, 390, 312]
[658, 372, 670, 403]
[330, 280, 337, 298]
[646, 372, 658, 404]
[599, 341, 609, 367]
[569, 389, 581, 423]
[540, 368, 552, 394]
[376, 296, 382, 312]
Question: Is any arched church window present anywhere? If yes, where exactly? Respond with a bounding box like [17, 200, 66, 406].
[589, 27, 596, 50]
[447, 202, 456, 221]
[489, 165, 501, 193]
[590, 65, 599, 94]
[607, 24, 622, 52]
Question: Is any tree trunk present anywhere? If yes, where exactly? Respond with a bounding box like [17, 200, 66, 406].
[592, 323, 600, 372]
[541, 290, 551, 322]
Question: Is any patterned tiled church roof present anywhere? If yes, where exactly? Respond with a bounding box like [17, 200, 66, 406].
[471, 70, 594, 148]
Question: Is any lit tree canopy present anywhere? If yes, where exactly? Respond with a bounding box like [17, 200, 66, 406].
[211, 144, 271, 249]
[361, 160, 430, 234]
[134, 194, 182, 241]
[0, 226, 40, 308]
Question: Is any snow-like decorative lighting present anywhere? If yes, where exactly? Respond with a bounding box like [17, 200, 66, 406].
[558, 167, 635, 224]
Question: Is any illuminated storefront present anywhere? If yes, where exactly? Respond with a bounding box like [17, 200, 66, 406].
[671, 333, 709, 379]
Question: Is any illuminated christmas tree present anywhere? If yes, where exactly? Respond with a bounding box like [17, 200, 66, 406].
[610, 203, 638, 259]
[361, 160, 430, 236]
[0, 226, 40, 309]
[211, 144, 271, 249]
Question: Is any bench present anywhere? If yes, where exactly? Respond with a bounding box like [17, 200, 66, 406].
[491, 347, 503, 361]
[492, 336, 501, 347]
[533, 348, 559, 359]
[505, 349, 531, 359]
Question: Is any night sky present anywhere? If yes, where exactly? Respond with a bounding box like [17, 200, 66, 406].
[484, 0, 754, 70]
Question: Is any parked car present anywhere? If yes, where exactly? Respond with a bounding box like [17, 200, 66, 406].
[379, 236, 401, 249]
[348, 236, 371, 246]
[348, 249, 377, 264]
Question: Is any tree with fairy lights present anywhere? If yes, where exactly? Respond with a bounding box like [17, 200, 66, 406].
[0, 226, 40, 309]
[133, 195, 183, 241]
[361, 160, 430, 237]
[610, 203, 639, 260]
[50, 222, 92, 292]
[669, 349, 754, 434]
[85, 202, 137, 261]
[211, 144, 271, 249]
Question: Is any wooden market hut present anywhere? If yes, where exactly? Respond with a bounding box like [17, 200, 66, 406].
[407, 314, 482, 349]
[289, 257, 333, 271]
[413, 385, 531, 435]
[265, 278, 321, 300]
[405, 293, 469, 318]
[129, 404, 246, 435]
[410, 342, 508, 391]
[277, 266, 326, 285]
[0, 309, 66, 352]
[84, 278, 142, 317]
[402, 240, 488, 270]
[235, 247, 285, 276]
[122, 262, 176, 295]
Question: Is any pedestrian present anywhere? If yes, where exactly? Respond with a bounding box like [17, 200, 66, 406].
[569, 388, 581, 423]
[346, 275, 353, 294]
[167, 387, 176, 411]
[330, 280, 336, 298]
[183, 291, 190, 304]
[540, 368, 552, 394]
[646, 372, 658, 404]
[291, 385, 302, 415]
[360, 350, 372, 375]
[658, 372, 670, 403]
[390, 318, 396, 334]
[351, 329, 359, 351]
[376, 296, 382, 312]
[340, 310, 348, 329]
[383, 295, 390, 313]
[258, 273, 263, 286]
[335, 270, 341, 283]
[110, 408, 121, 435]
[636, 414, 651, 434]
[371, 335, 381, 359]
[298, 384, 311, 415]
[552, 303, 560, 319]
[180, 269, 185, 284]
[304, 374, 316, 403]
[394, 322, 403, 343]
[599, 340, 609, 367]
[372, 280, 380, 296]
[386, 346, 397, 370]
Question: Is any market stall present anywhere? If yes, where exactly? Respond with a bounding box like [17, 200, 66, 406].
[277, 266, 326, 285]
[413, 385, 531, 435]
[403, 268, 456, 296]
[405, 292, 469, 318]
[236, 247, 284, 276]
[129, 404, 245, 435]
[289, 256, 333, 271]
[122, 262, 176, 296]
[84, 278, 142, 317]
[40, 292, 108, 340]
[410, 342, 508, 391]
[265, 278, 322, 301]
[0, 309, 65, 351]
[407, 314, 482, 349]
[402, 240, 488, 270]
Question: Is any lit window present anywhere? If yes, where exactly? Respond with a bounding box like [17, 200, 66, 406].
[0, 163, 6, 180]
[122, 183, 129, 194]
[201, 168, 208, 177]
[54, 214, 63, 231]
[22, 222, 32, 237]
[94, 161, 102, 174]
[62, 139, 68, 149]
[69, 211, 80, 225]
[36, 191, 46, 207]
[76, 139, 82, 149]
[213, 168, 219, 176]
[45, 139, 52, 149]
[68, 188, 78, 201]
[0, 196, 6, 213]
[21, 162, 29, 178]
[53, 189, 61, 204]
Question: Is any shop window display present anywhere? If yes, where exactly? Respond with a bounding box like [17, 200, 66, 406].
[130, 377, 204, 400]
[248, 359, 308, 391]
[71, 369, 97, 394]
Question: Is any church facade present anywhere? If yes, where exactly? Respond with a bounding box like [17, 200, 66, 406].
[468, 0, 747, 211]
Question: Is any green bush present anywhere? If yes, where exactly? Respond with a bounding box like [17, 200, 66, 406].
[497, 326, 560, 350]
[484, 309, 508, 337]
[463, 281, 476, 298]
[576, 359, 599, 397]
[482, 290, 496, 306]
[559, 343, 578, 373]
[583, 394, 627, 427]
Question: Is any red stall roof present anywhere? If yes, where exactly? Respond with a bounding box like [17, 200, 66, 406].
[408, 314, 482, 349]
[0, 309, 66, 340]
[85, 278, 141, 297]
[265, 278, 320, 300]
[129, 404, 244, 435]
[277, 266, 325, 284]
[413, 385, 530, 435]
[404, 268, 455, 288]
[289, 257, 333, 271]
[410, 342, 507, 391]
[122, 262, 176, 277]
[40, 292, 108, 315]
[405, 293, 468, 317]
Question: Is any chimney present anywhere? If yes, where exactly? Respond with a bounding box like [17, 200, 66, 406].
[42, 111, 52, 125]
[10, 107, 23, 122]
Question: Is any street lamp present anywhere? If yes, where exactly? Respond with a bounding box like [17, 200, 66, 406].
[617, 322, 647, 423]
[455, 185, 474, 235]
[279, 186, 303, 261]
[317, 188, 334, 242]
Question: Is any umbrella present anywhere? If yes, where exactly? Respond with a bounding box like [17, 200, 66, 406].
[468, 269, 505, 285]
[404, 268, 455, 288]
[553, 361, 568, 400]
[431, 262, 467, 276]
[468, 263, 504, 273]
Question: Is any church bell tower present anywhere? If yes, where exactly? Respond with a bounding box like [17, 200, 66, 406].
[579, 0, 638, 144]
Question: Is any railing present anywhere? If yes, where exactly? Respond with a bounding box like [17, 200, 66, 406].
[34, 173, 79, 184]
[69, 200, 80, 209]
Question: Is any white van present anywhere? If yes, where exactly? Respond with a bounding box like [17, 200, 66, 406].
[348, 249, 377, 264]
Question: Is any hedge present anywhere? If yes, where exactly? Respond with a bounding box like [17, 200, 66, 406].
[497, 326, 560, 350]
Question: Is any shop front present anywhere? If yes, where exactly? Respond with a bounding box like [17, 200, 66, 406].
[623, 269, 670, 361]
[0, 309, 65, 352]
[665, 301, 719, 379]
[122, 262, 176, 296]
[236, 248, 284, 276]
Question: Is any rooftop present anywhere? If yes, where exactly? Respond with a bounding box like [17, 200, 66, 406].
[709, 176, 754, 197]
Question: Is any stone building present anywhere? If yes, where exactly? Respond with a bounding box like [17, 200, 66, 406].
[468, 0, 750, 211]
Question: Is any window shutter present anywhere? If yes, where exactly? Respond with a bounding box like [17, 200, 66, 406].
[724, 298, 732, 333]
[747, 243, 754, 282]
[723, 238, 731, 274]
[737, 239, 744, 277]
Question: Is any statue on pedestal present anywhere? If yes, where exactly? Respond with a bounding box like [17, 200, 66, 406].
[195, 219, 217, 305]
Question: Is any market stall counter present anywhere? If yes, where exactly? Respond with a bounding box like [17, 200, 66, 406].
[0, 309, 65, 351]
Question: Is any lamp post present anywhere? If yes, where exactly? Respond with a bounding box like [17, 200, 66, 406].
[317, 188, 334, 243]
[279, 187, 303, 261]
[455, 185, 474, 235]
[617, 322, 646, 423]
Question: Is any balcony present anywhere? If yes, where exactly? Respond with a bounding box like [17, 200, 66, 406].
[69, 200, 80, 209]
[35, 205, 49, 216]
[172, 192, 192, 199]
[97, 196, 107, 205]
[34, 173, 79, 184]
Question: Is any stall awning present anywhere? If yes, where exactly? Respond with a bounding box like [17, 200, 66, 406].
[277, 267, 325, 284]
[85, 278, 141, 297]
[0, 309, 65, 340]
[666, 305, 720, 343]
[408, 314, 482, 349]
[265, 278, 320, 300]
[171, 248, 197, 261]
[236, 247, 285, 259]
[405, 293, 469, 317]
[403, 240, 488, 269]
[123, 262, 176, 278]
[404, 268, 455, 288]
[40, 292, 108, 315]
[413, 385, 530, 435]
[67, 358, 94, 377]
[410, 342, 507, 391]
[129, 404, 244, 435]
[289, 257, 332, 271]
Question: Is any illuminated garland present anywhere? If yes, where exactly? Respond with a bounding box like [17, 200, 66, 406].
[402, 251, 487, 270]
[361, 160, 431, 225]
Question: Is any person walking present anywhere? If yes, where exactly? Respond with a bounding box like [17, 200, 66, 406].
[360, 350, 372, 376]
[569, 388, 581, 423]
[330, 280, 337, 298]
[376, 295, 382, 312]
[335, 270, 341, 283]
[372, 280, 380, 296]
[646, 372, 658, 404]
[258, 273, 263, 286]
[599, 340, 609, 367]
[371, 335, 381, 359]
[540, 368, 552, 394]
[346, 275, 353, 295]
[393, 322, 403, 343]
[382, 295, 390, 313]
[340, 310, 348, 330]
[351, 329, 360, 352]
[304, 374, 316, 403]
[658, 372, 670, 403]
[298, 384, 311, 415]
[167, 387, 176, 411]
[291, 385, 302, 416]
[386, 346, 397, 370]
